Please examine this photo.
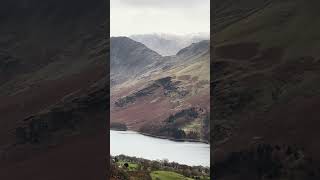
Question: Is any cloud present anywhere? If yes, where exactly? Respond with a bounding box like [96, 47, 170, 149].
[117, 0, 209, 8]
[111, 0, 210, 36]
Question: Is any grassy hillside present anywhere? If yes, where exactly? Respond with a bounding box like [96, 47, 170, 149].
[110, 155, 210, 180]
[150, 171, 193, 180]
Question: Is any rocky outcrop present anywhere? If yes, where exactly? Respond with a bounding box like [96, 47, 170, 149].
[115, 76, 188, 108]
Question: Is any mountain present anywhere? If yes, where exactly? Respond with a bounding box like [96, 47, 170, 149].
[0, 0, 108, 179]
[110, 37, 162, 85]
[213, 0, 320, 179]
[177, 40, 210, 61]
[111, 38, 210, 142]
[130, 33, 209, 56]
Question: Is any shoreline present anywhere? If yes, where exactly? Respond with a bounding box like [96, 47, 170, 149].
[110, 128, 210, 144]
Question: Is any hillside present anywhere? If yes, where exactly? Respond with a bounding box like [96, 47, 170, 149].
[213, 0, 320, 179]
[0, 0, 108, 179]
[110, 37, 161, 85]
[111, 38, 210, 142]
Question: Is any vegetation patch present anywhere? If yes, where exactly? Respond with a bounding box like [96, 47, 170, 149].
[110, 155, 210, 180]
[155, 77, 188, 98]
[150, 171, 193, 180]
[214, 143, 320, 179]
[114, 83, 160, 107]
[116, 160, 139, 171]
[139, 108, 209, 141]
[114, 76, 189, 107]
[110, 122, 127, 131]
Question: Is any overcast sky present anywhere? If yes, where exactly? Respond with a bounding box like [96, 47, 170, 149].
[111, 0, 210, 36]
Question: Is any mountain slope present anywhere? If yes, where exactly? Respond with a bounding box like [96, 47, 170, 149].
[110, 37, 161, 85]
[0, 0, 108, 179]
[111, 38, 210, 141]
[213, 0, 320, 179]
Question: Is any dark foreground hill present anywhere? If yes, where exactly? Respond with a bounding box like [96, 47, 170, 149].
[0, 0, 108, 179]
[213, 0, 320, 179]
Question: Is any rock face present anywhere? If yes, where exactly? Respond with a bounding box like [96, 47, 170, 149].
[213, 0, 320, 179]
[111, 37, 210, 141]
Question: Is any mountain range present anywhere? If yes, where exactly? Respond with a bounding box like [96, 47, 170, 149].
[111, 36, 210, 142]
[129, 33, 209, 56]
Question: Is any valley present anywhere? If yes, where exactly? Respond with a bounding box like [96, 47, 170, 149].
[110, 37, 210, 142]
[130, 33, 209, 56]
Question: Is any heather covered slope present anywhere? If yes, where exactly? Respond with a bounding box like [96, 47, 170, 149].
[111, 38, 210, 142]
[0, 0, 108, 179]
[213, 0, 320, 179]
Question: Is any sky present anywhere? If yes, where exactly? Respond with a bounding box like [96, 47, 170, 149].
[110, 0, 210, 36]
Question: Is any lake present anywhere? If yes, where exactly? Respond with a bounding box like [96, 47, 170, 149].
[110, 130, 210, 167]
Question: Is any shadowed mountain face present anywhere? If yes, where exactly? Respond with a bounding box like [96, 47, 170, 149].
[213, 0, 320, 179]
[111, 37, 210, 142]
[0, 0, 108, 179]
[110, 37, 161, 85]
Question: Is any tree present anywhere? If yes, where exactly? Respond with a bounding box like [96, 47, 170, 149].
[187, 131, 199, 139]
[124, 163, 129, 168]
[173, 129, 186, 139]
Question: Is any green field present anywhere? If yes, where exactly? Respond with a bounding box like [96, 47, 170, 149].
[116, 161, 139, 171]
[150, 171, 193, 180]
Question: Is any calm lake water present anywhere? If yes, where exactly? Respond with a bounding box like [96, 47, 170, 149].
[110, 130, 210, 167]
